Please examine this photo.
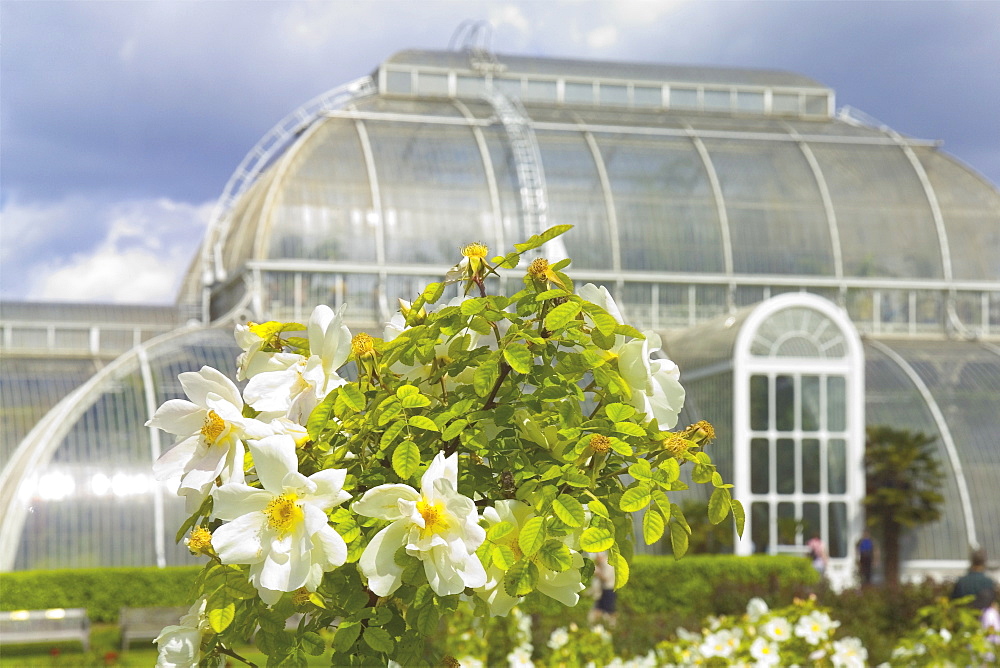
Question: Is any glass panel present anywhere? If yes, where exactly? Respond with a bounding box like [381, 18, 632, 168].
[456, 75, 484, 97]
[777, 502, 796, 545]
[750, 375, 769, 430]
[671, 87, 699, 109]
[772, 92, 799, 114]
[805, 94, 828, 116]
[751, 502, 770, 554]
[633, 86, 661, 107]
[386, 70, 411, 94]
[827, 376, 846, 431]
[828, 438, 847, 494]
[599, 84, 628, 105]
[776, 438, 795, 494]
[776, 375, 795, 431]
[829, 502, 848, 557]
[802, 502, 821, 542]
[524, 79, 557, 102]
[496, 77, 521, 97]
[417, 73, 449, 96]
[564, 82, 594, 104]
[704, 89, 731, 111]
[801, 375, 820, 431]
[737, 91, 765, 113]
[802, 438, 821, 493]
[751, 438, 770, 494]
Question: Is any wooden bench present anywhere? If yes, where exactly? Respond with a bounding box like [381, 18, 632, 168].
[0, 608, 91, 650]
[119, 606, 188, 650]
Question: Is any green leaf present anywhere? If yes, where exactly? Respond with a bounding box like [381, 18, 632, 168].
[442, 419, 468, 441]
[493, 544, 516, 570]
[628, 458, 653, 482]
[362, 627, 394, 653]
[538, 540, 573, 572]
[642, 508, 666, 545]
[306, 392, 338, 441]
[544, 301, 582, 331]
[614, 421, 646, 437]
[487, 521, 516, 542]
[609, 437, 634, 456]
[731, 499, 746, 538]
[708, 487, 731, 525]
[587, 497, 610, 519]
[407, 415, 439, 432]
[339, 384, 366, 412]
[670, 520, 690, 559]
[711, 471, 725, 487]
[396, 385, 430, 409]
[413, 602, 440, 636]
[535, 289, 569, 301]
[518, 516, 546, 557]
[619, 484, 652, 512]
[692, 463, 714, 484]
[604, 403, 635, 422]
[650, 489, 672, 518]
[421, 281, 445, 305]
[580, 526, 615, 553]
[503, 343, 533, 375]
[300, 631, 326, 656]
[503, 560, 539, 597]
[392, 440, 421, 480]
[609, 547, 631, 590]
[513, 224, 574, 253]
[378, 419, 406, 451]
[332, 621, 362, 652]
[560, 470, 591, 488]
[207, 603, 235, 633]
[614, 324, 645, 339]
[473, 361, 498, 397]
[659, 458, 680, 483]
[460, 299, 486, 315]
[582, 303, 619, 336]
[552, 494, 586, 528]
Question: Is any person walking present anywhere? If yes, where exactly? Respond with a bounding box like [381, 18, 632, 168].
[807, 533, 828, 579]
[588, 551, 617, 628]
[856, 529, 877, 586]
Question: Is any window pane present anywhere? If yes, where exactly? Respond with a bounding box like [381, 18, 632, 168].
[772, 92, 799, 114]
[776, 438, 795, 494]
[634, 86, 662, 107]
[386, 70, 411, 94]
[750, 375, 769, 430]
[827, 376, 846, 431]
[456, 75, 484, 97]
[524, 79, 557, 102]
[565, 82, 594, 104]
[704, 89, 730, 111]
[496, 77, 521, 97]
[672, 87, 699, 109]
[802, 375, 820, 431]
[777, 502, 796, 545]
[776, 375, 795, 431]
[599, 84, 628, 105]
[805, 94, 828, 115]
[828, 438, 847, 494]
[417, 73, 448, 96]
[802, 438, 821, 493]
[830, 502, 848, 557]
[751, 502, 770, 554]
[737, 91, 765, 112]
[803, 502, 821, 542]
[751, 438, 770, 494]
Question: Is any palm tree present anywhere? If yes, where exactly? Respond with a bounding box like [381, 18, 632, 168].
[863, 426, 945, 586]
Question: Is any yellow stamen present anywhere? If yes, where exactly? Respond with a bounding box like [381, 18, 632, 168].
[683, 420, 716, 444]
[351, 332, 376, 358]
[663, 435, 691, 457]
[528, 257, 550, 280]
[265, 494, 304, 537]
[417, 499, 449, 536]
[590, 434, 611, 453]
[186, 526, 213, 556]
[200, 410, 225, 442]
[461, 242, 489, 259]
[442, 656, 461, 668]
[291, 588, 312, 606]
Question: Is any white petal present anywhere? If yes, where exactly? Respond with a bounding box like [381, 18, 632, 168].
[213, 512, 267, 564]
[421, 452, 457, 493]
[310, 521, 348, 570]
[248, 435, 299, 493]
[307, 305, 335, 349]
[305, 468, 351, 510]
[243, 368, 297, 413]
[424, 543, 468, 597]
[353, 484, 421, 521]
[618, 338, 653, 394]
[153, 436, 200, 481]
[212, 484, 271, 520]
[147, 400, 204, 435]
[259, 531, 311, 593]
[180, 366, 242, 409]
[360, 520, 410, 597]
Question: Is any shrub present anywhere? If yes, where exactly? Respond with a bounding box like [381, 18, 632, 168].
[0, 567, 201, 623]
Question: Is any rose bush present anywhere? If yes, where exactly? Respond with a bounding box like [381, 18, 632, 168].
[150, 226, 743, 667]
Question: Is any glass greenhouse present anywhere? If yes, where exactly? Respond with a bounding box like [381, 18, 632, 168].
[2, 48, 998, 589]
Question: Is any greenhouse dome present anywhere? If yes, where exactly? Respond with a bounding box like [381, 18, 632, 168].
[2, 47, 998, 587]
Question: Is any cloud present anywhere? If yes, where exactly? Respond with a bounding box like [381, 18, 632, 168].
[2, 197, 211, 304]
[586, 24, 619, 50]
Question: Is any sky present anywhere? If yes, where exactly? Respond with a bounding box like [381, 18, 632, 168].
[2, 0, 998, 304]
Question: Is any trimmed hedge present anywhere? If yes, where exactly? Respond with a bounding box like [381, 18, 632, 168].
[0, 555, 816, 630]
[0, 566, 201, 623]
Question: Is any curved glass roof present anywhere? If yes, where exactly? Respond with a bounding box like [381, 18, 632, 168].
[0, 327, 240, 570]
